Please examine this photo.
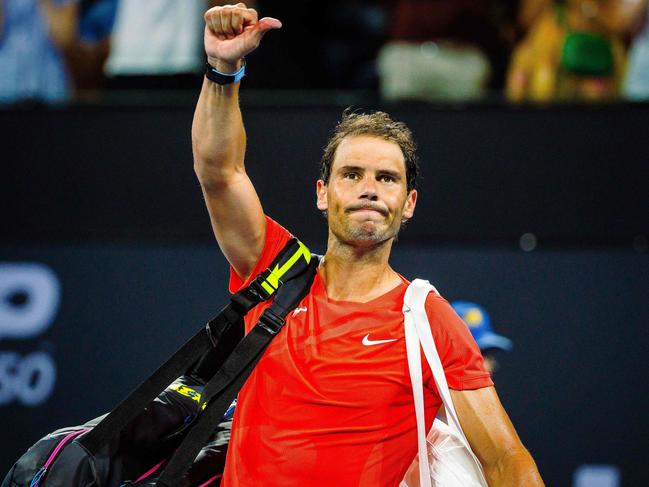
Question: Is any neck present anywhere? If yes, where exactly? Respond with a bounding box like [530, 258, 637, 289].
[320, 234, 402, 302]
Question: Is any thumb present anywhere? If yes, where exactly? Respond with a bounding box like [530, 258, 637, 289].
[250, 16, 282, 40]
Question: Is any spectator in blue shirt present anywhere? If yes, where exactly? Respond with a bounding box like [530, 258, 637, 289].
[0, 0, 116, 104]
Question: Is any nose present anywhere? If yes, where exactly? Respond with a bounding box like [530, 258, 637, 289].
[359, 176, 378, 201]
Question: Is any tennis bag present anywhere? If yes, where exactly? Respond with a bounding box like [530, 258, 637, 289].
[3, 238, 317, 487]
[3, 376, 211, 487]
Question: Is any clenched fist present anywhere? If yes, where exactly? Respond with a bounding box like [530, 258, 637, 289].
[204, 3, 282, 71]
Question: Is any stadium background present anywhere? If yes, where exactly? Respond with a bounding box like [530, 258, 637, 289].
[2, 103, 648, 485]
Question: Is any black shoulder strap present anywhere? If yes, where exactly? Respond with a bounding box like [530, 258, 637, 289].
[190, 239, 314, 382]
[154, 250, 319, 486]
[79, 238, 314, 455]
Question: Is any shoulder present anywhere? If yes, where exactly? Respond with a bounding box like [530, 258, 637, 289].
[229, 216, 294, 293]
[402, 280, 469, 341]
[424, 289, 493, 389]
[423, 290, 472, 340]
[424, 290, 454, 317]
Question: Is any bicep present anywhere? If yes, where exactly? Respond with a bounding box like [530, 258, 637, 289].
[202, 172, 266, 280]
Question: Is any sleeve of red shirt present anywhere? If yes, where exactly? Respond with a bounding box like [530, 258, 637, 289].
[228, 216, 293, 294]
[425, 293, 494, 391]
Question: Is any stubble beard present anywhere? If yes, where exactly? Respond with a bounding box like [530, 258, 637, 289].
[335, 213, 400, 246]
[348, 222, 390, 242]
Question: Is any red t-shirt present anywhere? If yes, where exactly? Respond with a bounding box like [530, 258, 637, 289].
[222, 217, 493, 487]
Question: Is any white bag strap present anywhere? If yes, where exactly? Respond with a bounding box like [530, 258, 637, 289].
[405, 279, 469, 445]
[403, 278, 488, 486]
[404, 287, 432, 487]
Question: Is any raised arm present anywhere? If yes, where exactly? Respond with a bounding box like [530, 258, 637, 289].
[192, 3, 281, 279]
[451, 387, 544, 486]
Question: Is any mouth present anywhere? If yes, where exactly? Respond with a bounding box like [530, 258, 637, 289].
[346, 205, 388, 217]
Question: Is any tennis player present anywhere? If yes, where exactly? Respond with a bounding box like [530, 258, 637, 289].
[192, 4, 544, 486]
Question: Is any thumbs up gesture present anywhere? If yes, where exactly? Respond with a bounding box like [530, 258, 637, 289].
[204, 3, 282, 70]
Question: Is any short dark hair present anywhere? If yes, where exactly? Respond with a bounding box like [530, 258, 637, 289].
[319, 109, 419, 192]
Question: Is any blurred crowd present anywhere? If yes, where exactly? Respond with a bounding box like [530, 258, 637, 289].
[1, 0, 648, 105]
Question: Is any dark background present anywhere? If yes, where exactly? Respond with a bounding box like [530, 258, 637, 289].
[2, 102, 648, 485]
[3, 104, 648, 245]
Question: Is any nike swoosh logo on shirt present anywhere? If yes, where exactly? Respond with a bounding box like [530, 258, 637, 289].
[362, 334, 399, 346]
[292, 307, 308, 317]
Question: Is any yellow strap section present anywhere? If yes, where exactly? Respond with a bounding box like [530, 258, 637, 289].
[261, 281, 275, 295]
[169, 383, 202, 404]
[263, 240, 311, 292]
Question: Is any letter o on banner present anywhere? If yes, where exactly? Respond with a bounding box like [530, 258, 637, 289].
[0, 263, 61, 340]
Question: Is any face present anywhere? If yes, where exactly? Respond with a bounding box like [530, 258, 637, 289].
[316, 135, 417, 247]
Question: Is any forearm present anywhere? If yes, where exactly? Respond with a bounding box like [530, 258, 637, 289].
[484, 446, 544, 487]
[192, 5, 280, 274]
[452, 388, 544, 487]
[192, 59, 247, 194]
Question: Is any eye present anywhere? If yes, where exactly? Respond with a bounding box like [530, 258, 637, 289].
[344, 171, 360, 180]
[378, 174, 396, 183]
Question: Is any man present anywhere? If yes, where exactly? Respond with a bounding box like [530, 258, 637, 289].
[192, 4, 544, 485]
[452, 301, 514, 374]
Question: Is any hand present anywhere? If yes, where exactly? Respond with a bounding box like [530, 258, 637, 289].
[204, 3, 282, 72]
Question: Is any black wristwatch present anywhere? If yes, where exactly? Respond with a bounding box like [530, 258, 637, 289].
[205, 60, 246, 85]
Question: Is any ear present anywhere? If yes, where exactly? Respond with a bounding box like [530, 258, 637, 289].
[402, 189, 417, 220]
[316, 179, 328, 211]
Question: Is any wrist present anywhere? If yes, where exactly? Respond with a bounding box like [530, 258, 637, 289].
[205, 59, 246, 86]
[207, 57, 242, 74]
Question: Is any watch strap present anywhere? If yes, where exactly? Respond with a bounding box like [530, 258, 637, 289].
[205, 60, 246, 85]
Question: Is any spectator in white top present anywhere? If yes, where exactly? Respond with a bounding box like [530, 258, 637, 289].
[105, 0, 244, 90]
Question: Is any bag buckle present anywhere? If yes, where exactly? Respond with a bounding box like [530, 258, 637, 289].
[248, 273, 273, 300]
[258, 309, 285, 335]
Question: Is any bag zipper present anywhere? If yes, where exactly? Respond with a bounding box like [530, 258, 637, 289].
[198, 474, 222, 486]
[131, 458, 166, 484]
[125, 460, 222, 486]
[30, 428, 90, 487]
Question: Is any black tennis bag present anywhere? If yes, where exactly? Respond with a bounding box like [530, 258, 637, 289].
[3, 238, 317, 487]
[3, 376, 219, 487]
